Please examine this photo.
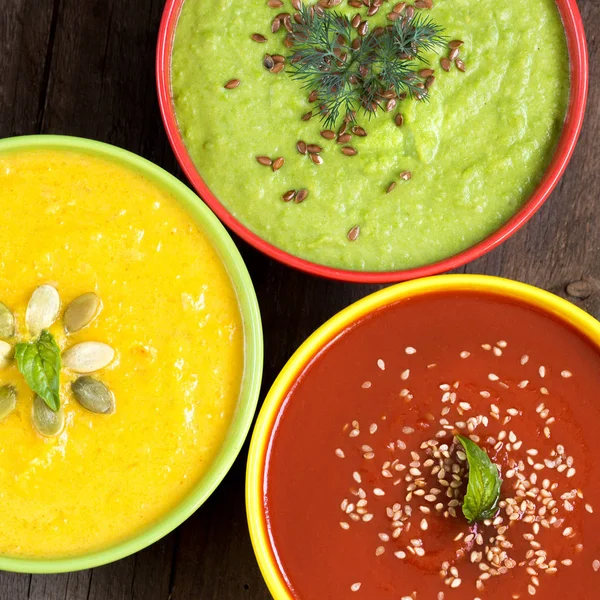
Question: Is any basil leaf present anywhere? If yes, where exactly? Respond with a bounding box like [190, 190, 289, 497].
[456, 435, 502, 523]
[15, 330, 61, 412]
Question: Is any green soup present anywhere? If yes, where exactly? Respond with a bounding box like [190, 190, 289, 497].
[171, 0, 569, 272]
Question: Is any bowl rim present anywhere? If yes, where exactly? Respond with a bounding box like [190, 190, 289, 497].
[156, 0, 589, 284]
[0, 134, 264, 573]
[245, 274, 600, 599]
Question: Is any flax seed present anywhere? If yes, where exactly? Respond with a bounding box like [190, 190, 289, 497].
[348, 225, 360, 241]
[282, 189, 296, 202]
[295, 188, 309, 203]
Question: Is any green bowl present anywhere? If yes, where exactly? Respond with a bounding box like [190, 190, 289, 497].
[0, 135, 264, 573]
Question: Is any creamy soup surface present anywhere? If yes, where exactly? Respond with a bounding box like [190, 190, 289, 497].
[0, 148, 244, 557]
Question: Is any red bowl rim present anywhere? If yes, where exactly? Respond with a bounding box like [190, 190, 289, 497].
[156, 0, 588, 284]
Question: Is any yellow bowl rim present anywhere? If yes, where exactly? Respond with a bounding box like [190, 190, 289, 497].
[246, 273, 600, 599]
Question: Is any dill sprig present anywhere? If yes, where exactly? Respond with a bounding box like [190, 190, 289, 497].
[286, 5, 445, 127]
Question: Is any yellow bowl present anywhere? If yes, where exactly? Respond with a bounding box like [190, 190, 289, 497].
[245, 274, 600, 599]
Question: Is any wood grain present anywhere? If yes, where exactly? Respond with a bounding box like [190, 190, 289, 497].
[0, 0, 599, 597]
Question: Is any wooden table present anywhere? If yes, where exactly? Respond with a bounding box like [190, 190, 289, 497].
[0, 1, 598, 598]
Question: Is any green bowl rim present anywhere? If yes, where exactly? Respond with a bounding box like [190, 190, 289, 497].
[0, 134, 264, 573]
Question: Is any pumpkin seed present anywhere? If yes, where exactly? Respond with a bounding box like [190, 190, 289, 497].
[72, 376, 115, 414]
[0, 340, 12, 369]
[63, 342, 115, 373]
[0, 302, 15, 339]
[32, 395, 64, 436]
[0, 385, 17, 421]
[64, 292, 102, 333]
[26, 284, 60, 336]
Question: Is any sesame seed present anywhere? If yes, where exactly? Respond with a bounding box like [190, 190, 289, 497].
[561, 370, 573, 378]
[521, 355, 529, 365]
[460, 351, 470, 358]
[377, 359, 385, 370]
[362, 381, 372, 389]
[340, 522, 350, 530]
[353, 471, 362, 483]
[401, 369, 410, 380]
[351, 582, 361, 592]
[539, 366, 546, 378]
[594, 560, 600, 572]
[488, 373, 499, 381]
[374, 488, 385, 496]
[335, 448, 345, 458]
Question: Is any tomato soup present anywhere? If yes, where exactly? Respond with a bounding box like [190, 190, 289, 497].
[263, 292, 600, 598]
[0, 148, 244, 557]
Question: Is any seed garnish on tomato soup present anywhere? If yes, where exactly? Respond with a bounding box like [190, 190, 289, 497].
[263, 292, 600, 599]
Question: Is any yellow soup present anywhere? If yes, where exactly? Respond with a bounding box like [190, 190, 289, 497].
[0, 149, 244, 557]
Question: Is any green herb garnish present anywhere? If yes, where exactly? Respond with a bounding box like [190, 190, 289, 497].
[456, 435, 502, 523]
[15, 330, 61, 412]
[287, 5, 445, 126]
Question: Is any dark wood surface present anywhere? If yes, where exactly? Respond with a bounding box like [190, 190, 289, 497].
[0, 0, 598, 598]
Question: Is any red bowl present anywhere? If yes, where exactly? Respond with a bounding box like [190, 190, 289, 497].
[156, 0, 588, 284]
